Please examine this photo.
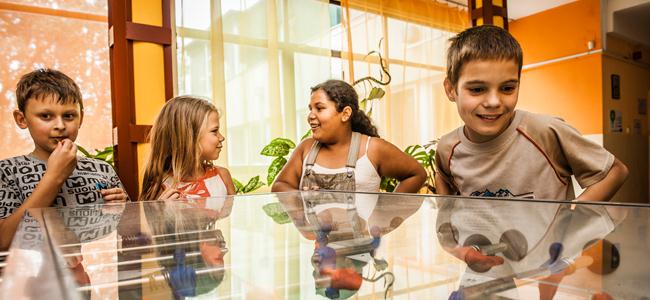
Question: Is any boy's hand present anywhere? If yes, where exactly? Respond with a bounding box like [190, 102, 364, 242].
[101, 188, 128, 202]
[46, 139, 77, 180]
[450, 246, 504, 272]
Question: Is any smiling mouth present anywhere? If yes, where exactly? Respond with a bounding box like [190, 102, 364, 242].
[477, 114, 502, 121]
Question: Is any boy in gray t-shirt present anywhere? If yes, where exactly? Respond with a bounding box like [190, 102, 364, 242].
[434, 25, 629, 298]
[0, 69, 128, 251]
[435, 25, 628, 202]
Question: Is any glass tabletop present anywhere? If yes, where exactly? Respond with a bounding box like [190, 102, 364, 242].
[1, 191, 649, 299]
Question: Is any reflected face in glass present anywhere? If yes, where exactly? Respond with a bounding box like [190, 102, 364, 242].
[200, 240, 226, 267]
[199, 112, 225, 161]
[308, 89, 345, 141]
[14, 96, 83, 159]
[446, 59, 519, 143]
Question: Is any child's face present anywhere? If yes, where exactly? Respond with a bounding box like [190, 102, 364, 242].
[444, 59, 520, 143]
[199, 240, 226, 267]
[199, 111, 224, 161]
[308, 89, 351, 142]
[13, 95, 83, 158]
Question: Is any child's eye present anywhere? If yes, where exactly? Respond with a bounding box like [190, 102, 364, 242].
[501, 85, 516, 93]
[468, 87, 485, 94]
[63, 114, 75, 120]
[40, 114, 51, 120]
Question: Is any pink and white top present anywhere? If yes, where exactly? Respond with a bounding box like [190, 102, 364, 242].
[163, 166, 228, 198]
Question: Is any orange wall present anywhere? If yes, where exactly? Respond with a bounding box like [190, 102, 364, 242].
[510, 0, 603, 135]
[510, 0, 601, 65]
[517, 54, 603, 135]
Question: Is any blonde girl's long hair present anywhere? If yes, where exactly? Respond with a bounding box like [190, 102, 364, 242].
[140, 96, 219, 200]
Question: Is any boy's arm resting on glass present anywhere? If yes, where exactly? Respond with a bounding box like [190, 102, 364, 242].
[372, 138, 427, 193]
[575, 158, 629, 202]
[0, 140, 77, 250]
[434, 172, 455, 195]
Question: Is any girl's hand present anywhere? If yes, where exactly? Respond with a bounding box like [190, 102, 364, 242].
[101, 188, 129, 202]
[302, 185, 320, 191]
[158, 187, 180, 200]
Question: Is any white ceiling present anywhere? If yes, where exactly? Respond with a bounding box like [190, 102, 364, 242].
[507, 0, 578, 20]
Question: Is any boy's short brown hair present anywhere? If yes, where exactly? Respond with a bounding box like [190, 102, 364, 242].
[15, 68, 83, 112]
[446, 25, 523, 87]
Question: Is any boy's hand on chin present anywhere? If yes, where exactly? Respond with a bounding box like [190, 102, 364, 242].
[46, 139, 77, 180]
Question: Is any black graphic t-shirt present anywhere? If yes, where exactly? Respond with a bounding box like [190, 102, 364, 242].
[0, 154, 125, 219]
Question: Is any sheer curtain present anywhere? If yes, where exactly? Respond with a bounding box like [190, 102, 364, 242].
[340, 0, 467, 148]
[175, 1, 468, 297]
[176, 0, 337, 187]
[176, 0, 467, 187]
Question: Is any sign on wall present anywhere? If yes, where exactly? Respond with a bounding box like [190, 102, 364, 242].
[610, 109, 623, 133]
[611, 74, 621, 100]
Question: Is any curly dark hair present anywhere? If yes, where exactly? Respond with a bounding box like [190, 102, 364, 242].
[310, 80, 379, 138]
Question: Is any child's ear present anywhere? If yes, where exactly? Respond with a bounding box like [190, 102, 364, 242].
[443, 78, 457, 102]
[13, 110, 28, 129]
[341, 106, 352, 122]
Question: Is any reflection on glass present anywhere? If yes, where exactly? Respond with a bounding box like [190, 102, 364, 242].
[35, 198, 234, 299]
[435, 197, 624, 299]
[142, 199, 232, 298]
[278, 191, 423, 299]
[3, 192, 649, 299]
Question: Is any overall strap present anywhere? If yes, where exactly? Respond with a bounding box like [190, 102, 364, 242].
[304, 132, 361, 176]
[344, 132, 361, 178]
[304, 140, 322, 175]
[346, 132, 362, 168]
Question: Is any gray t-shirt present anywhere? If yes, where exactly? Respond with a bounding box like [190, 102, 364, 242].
[0, 154, 126, 219]
[435, 110, 614, 201]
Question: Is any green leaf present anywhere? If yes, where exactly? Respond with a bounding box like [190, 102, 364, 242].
[95, 152, 110, 160]
[404, 145, 422, 155]
[260, 138, 296, 157]
[267, 157, 287, 185]
[96, 149, 112, 156]
[260, 143, 290, 157]
[367, 87, 385, 100]
[380, 176, 397, 192]
[242, 176, 264, 193]
[262, 203, 292, 224]
[247, 181, 264, 193]
[272, 138, 296, 149]
[300, 130, 312, 141]
[233, 178, 244, 194]
[77, 145, 91, 157]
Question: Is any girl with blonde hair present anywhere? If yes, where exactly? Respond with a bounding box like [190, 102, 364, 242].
[140, 96, 235, 200]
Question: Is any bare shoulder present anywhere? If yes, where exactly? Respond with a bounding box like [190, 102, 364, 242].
[215, 166, 236, 195]
[216, 166, 232, 177]
[365, 136, 402, 166]
[295, 137, 318, 158]
[367, 136, 399, 154]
